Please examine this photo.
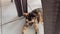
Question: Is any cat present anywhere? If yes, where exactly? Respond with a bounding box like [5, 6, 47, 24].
[22, 8, 43, 34]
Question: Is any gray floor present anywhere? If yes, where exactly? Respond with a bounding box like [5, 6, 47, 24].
[0, 8, 1, 25]
[0, 0, 44, 34]
[2, 18, 44, 34]
[0, 7, 1, 34]
[2, 3, 17, 24]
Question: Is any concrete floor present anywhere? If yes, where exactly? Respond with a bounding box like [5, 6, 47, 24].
[0, 8, 1, 25]
[0, 0, 44, 34]
[2, 3, 17, 24]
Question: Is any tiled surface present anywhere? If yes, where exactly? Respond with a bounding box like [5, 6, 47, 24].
[28, 0, 42, 10]
[28, 0, 42, 13]
[0, 22, 1, 34]
[0, 7, 1, 25]
[1, 0, 11, 7]
[0, 0, 1, 25]
[0, 26, 1, 34]
[2, 18, 44, 34]
[2, 19, 25, 34]
[0, 1, 1, 34]
[2, 3, 17, 24]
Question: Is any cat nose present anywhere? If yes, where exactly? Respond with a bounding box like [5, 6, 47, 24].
[31, 19, 35, 22]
